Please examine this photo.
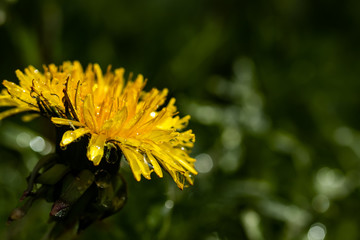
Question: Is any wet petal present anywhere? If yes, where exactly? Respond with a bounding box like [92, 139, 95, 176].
[135, 151, 152, 179]
[0, 96, 17, 107]
[15, 70, 32, 89]
[148, 145, 184, 173]
[172, 154, 198, 175]
[51, 117, 83, 127]
[61, 128, 91, 147]
[102, 107, 128, 132]
[142, 129, 177, 143]
[120, 146, 141, 181]
[2, 80, 35, 105]
[87, 134, 107, 166]
[83, 94, 97, 130]
[121, 146, 151, 180]
[146, 151, 163, 178]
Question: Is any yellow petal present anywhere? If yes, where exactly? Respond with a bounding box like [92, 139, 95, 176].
[175, 115, 191, 130]
[21, 113, 39, 122]
[102, 107, 128, 132]
[0, 108, 33, 121]
[137, 151, 152, 180]
[166, 168, 185, 190]
[0, 96, 17, 107]
[133, 74, 145, 90]
[120, 146, 142, 181]
[114, 137, 141, 147]
[15, 70, 32, 89]
[83, 94, 97, 130]
[172, 154, 198, 175]
[51, 117, 83, 127]
[94, 63, 104, 85]
[121, 146, 151, 180]
[146, 151, 163, 178]
[61, 128, 91, 147]
[142, 129, 177, 143]
[185, 172, 194, 185]
[2, 80, 35, 105]
[149, 147, 184, 172]
[87, 134, 107, 166]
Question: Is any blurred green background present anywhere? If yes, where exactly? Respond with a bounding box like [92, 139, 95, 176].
[1, 0, 360, 239]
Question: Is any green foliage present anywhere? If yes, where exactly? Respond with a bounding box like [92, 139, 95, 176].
[1, 0, 360, 239]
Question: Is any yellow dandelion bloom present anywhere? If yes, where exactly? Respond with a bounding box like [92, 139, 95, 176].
[0, 61, 197, 189]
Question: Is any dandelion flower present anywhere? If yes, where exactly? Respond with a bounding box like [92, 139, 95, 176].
[0, 61, 197, 189]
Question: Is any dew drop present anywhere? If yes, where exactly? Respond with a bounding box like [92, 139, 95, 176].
[95, 169, 111, 188]
[106, 154, 119, 164]
[143, 154, 154, 169]
[105, 144, 119, 164]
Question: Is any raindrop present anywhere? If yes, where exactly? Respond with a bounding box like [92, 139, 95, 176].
[143, 154, 154, 169]
[54, 208, 69, 218]
[106, 153, 118, 164]
[95, 169, 111, 188]
[105, 144, 119, 164]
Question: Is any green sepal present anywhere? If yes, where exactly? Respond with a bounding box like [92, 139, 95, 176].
[50, 170, 95, 219]
[36, 164, 70, 185]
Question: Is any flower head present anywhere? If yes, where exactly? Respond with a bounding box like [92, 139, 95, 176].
[0, 61, 197, 189]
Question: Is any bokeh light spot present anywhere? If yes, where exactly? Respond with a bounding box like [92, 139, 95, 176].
[195, 153, 214, 173]
[307, 223, 326, 240]
[29, 136, 46, 153]
[164, 200, 174, 209]
[16, 132, 31, 148]
[312, 194, 330, 213]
